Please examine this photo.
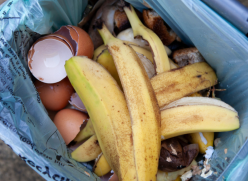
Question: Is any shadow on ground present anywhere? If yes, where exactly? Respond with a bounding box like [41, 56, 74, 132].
[0, 140, 44, 181]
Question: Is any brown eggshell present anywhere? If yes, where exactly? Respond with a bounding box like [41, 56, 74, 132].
[35, 78, 74, 111]
[108, 173, 118, 181]
[55, 25, 94, 58]
[100, 172, 118, 181]
[67, 25, 94, 58]
[46, 34, 75, 55]
[53, 109, 88, 145]
[54, 26, 77, 55]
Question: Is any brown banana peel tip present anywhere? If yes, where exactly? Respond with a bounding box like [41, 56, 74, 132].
[148, 43, 158, 75]
[123, 2, 132, 10]
[133, 35, 158, 75]
[94, 19, 104, 30]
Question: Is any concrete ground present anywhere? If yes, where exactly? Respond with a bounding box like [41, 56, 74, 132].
[241, 0, 248, 6]
[0, 0, 248, 180]
[0, 140, 44, 181]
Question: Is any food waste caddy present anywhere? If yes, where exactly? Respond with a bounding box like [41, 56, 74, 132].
[0, 0, 248, 180]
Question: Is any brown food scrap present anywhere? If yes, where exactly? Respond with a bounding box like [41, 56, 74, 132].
[192, 165, 202, 175]
[173, 47, 205, 67]
[143, 9, 176, 45]
[84, 171, 90, 177]
[224, 148, 228, 154]
[78, 0, 105, 28]
[159, 137, 199, 172]
[88, 0, 119, 49]
[114, 10, 130, 32]
[166, 157, 172, 162]
[170, 144, 178, 155]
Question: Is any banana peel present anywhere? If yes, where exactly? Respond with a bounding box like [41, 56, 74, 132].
[188, 132, 214, 154]
[160, 97, 239, 140]
[95, 49, 122, 88]
[187, 93, 214, 154]
[94, 43, 174, 66]
[98, 22, 161, 181]
[94, 44, 154, 63]
[94, 47, 217, 109]
[174, 176, 181, 181]
[94, 44, 178, 69]
[189, 92, 203, 97]
[65, 56, 137, 180]
[93, 153, 112, 177]
[152, 62, 218, 107]
[124, 5, 170, 74]
[71, 135, 101, 162]
[74, 119, 95, 144]
[96, 51, 218, 108]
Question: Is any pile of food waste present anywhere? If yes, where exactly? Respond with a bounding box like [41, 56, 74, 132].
[27, 1, 239, 180]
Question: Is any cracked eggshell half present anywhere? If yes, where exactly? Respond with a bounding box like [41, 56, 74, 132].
[54, 25, 94, 58]
[53, 109, 88, 145]
[28, 34, 74, 83]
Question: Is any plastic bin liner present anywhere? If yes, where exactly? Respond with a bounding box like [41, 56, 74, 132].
[0, 0, 100, 180]
[126, 0, 248, 180]
[0, 0, 248, 180]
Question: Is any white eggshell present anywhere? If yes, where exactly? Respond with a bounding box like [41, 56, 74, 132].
[28, 38, 73, 83]
[69, 92, 87, 113]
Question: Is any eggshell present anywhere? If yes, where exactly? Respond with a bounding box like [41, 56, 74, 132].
[28, 35, 74, 83]
[55, 25, 94, 58]
[47, 110, 58, 121]
[69, 92, 87, 113]
[35, 78, 74, 111]
[47, 34, 75, 55]
[100, 172, 118, 181]
[53, 109, 88, 145]
[108, 173, 118, 181]
[54, 26, 77, 55]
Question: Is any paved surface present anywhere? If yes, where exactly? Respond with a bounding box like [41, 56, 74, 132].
[241, 0, 248, 6]
[0, 0, 247, 181]
[0, 140, 44, 181]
